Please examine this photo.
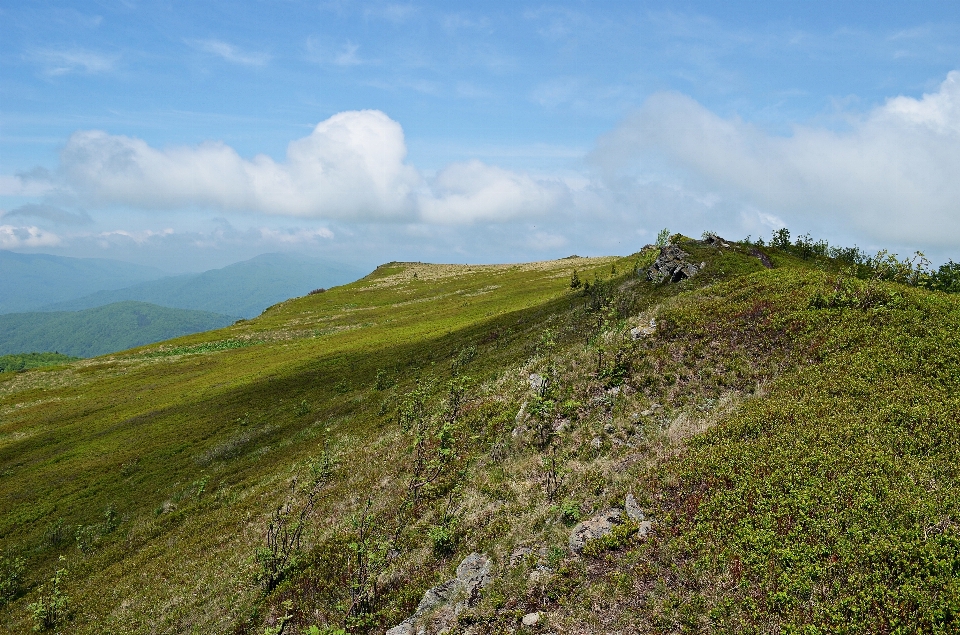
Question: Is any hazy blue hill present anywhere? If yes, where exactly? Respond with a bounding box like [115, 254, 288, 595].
[0, 301, 236, 357]
[0, 250, 166, 314]
[42, 252, 363, 318]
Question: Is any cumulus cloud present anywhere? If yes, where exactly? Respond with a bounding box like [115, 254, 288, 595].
[0, 225, 61, 249]
[60, 110, 563, 224]
[600, 71, 960, 247]
[421, 160, 566, 223]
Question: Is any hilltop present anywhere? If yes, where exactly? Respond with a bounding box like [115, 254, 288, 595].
[2, 236, 960, 634]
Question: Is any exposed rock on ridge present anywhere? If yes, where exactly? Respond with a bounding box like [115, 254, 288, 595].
[647, 245, 704, 284]
[386, 553, 491, 635]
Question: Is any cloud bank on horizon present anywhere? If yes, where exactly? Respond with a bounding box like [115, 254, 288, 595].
[5, 1, 960, 270]
[7, 69, 958, 252]
[56, 110, 566, 224]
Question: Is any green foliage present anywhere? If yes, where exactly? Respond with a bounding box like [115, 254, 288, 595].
[0, 301, 236, 358]
[0, 352, 78, 373]
[569, 269, 582, 289]
[581, 520, 638, 558]
[0, 553, 25, 608]
[559, 500, 582, 525]
[374, 368, 392, 390]
[928, 260, 960, 293]
[27, 556, 70, 631]
[656, 228, 671, 247]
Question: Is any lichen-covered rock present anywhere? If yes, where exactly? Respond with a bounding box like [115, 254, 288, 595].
[630, 318, 656, 339]
[625, 493, 644, 522]
[386, 553, 492, 635]
[647, 245, 702, 283]
[568, 508, 624, 553]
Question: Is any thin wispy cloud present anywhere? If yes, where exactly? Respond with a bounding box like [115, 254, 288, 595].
[334, 42, 362, 66]
[193, 39, 270, 67]
[365, 4, 419, 24]
[29, 48, 118, 76]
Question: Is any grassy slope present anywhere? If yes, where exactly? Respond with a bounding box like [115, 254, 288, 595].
[3, 242, 960, 634]
[0, 256, 622, 633]
[0, 301, 237, 357]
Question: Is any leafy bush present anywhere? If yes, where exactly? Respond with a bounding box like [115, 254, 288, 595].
[28, 556, 70, 631]
[0, 553, 25, 607]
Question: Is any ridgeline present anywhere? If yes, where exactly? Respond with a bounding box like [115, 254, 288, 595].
[2, 234, 959, 634]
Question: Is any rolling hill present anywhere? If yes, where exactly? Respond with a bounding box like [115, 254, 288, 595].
[2, 236, 960, 634]
[0, 250, 165, 314]
[41, 252, 364, 318]
[0, 301, 237, 358]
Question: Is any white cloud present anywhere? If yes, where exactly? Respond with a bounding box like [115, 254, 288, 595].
[60, 110, 564, 225]
[0, 225, 61, 248]
[28, 48, 117, 76]
[599, 71, 960, 247]
[194, 39, 270, 67]
[0, 173, 55, 197]
[420, 160, 565, 223]
[258, 227, 335, 243]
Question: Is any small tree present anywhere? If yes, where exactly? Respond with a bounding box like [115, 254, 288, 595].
[655, 228, 671, 247]
[771, 227, 791, 249]
[28, 556, 70, 631]
[570, 269, 582, 289]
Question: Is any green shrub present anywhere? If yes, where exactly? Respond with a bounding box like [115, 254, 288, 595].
[559, 500, 582, 525]
[0, 553, 25, 607]
[28, 556, 70, 631]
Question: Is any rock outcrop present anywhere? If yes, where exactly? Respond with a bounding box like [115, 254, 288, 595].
[568, 508, 625, 553]
[386, 553, 492, 635]
[568, 496, 656, 554]
[647, 245, 704, 284]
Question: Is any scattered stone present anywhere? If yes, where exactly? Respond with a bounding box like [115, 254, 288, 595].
[528, 565, 552, 583]
[510, 546, 533, 566]
[569, 508, 624, 554]
[528, 373, 548, 393]
[702, 233, 731, 248]
[750, 247, 774, 269]
[590, 437, 602, 449]
[607, 385, 621, 396]
[625, 493, 644, 522]
[515, 400, 528, 424]
[647, 245, 702, 284]
[603, 423, 614, 434]
[522, 612, 541, 626]
[630, 318, 657, 339]
[386, 553, 492, 635]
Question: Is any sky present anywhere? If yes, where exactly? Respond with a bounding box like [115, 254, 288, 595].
[3, 1, 960, 273]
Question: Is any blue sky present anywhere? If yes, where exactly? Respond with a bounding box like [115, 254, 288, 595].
[3, 1, 960, 272]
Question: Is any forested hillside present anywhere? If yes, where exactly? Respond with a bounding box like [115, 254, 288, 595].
[0, 301, 236, 357]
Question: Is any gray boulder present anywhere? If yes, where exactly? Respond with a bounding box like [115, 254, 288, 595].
[647, 245, 702, 284]
[568, 508, 624, 554]
[386, 553, 492, 635]
[625, 493, 655, 539]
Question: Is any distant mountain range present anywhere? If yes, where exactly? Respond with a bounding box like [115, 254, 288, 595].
[0, 301, 237, 358]
[0, 250, 165, 314]
[0, 251, 364, 357]
[1, 251, 364, 318]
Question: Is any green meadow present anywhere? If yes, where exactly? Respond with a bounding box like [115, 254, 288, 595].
[2, 237, 960, 634]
